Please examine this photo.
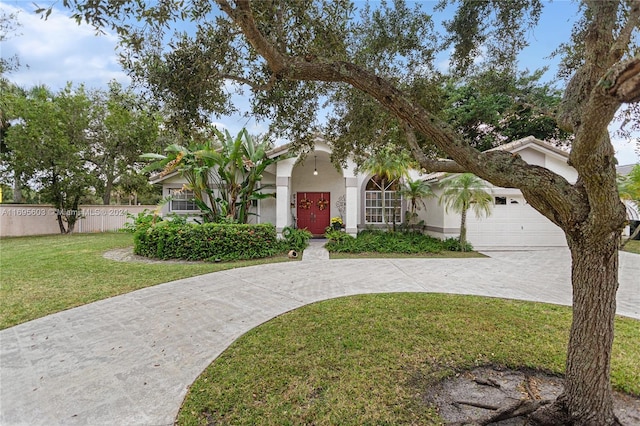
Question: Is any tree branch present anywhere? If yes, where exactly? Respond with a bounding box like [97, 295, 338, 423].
[219, 0, 582, 230]
[402, 122, 466, 173]
[216, 0, 288, 74]
[602, 57, 640, 104]
[218, 72, 278, 91]
[609, 0, 640, 63]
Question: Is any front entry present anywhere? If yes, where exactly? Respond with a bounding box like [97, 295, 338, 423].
[297, 192, 330, 236]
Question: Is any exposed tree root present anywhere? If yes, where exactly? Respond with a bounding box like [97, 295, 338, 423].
[427, 366, 639, 425]
[450, 398, 551, 425]
[474, 377, 501, 388]
[528, 398, 572, 426]
[523, 374, 540, 400]
[453, 400, 500, 411]
[448, 373, 552, 425]
[529, 397, 624, 426]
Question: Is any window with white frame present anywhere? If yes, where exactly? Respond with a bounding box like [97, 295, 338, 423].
[364, 176, 402, 224]
[169, 188, 198, 211]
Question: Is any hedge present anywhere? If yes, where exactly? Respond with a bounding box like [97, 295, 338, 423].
[324, 229, 472, 253]
[134, 221, 285, 261]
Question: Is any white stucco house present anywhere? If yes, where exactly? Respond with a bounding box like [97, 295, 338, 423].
[151, 135, 578, 248]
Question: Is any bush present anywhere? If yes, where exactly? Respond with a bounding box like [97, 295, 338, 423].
[281, 226, 313, 252]
[442, 237, 474, 252]
[134, 221, 285, 261]
[121, 209, 159, 234]
[324, 229, 354, 244]
[325, 230, 470, 254]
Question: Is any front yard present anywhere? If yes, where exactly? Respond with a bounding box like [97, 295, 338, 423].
[0, 233, 290, 329]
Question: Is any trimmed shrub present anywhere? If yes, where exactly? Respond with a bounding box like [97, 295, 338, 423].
[134, 221, 285, 261]
[325, 230, 469, 254]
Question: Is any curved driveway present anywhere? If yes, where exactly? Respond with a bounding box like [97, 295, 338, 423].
[1, 247, 638, 425]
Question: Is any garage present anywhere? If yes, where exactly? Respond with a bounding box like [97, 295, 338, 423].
[466, 194, 567, 248]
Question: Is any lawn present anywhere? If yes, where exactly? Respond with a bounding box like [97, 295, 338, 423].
[0, 232, 481, 329]
[176, 293, 640, 425]
[0, 232, 291, 329]
[622, 239, 640, 254]
[2, 233, 638, 424]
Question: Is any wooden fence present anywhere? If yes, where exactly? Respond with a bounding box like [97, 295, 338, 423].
[0, 204, 156, 237]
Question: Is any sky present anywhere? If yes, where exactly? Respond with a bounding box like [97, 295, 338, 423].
[1, 0, 638, 165]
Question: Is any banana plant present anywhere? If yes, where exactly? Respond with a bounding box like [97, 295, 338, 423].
[142, 128, 286, 223]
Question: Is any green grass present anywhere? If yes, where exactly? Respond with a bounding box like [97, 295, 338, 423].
[2, 233, 638, 424]
[0, 233, 290, 329]
[622, 239, 640, 254]
[177, 294, 640, 426]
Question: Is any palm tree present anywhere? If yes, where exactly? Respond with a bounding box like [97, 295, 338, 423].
[439, 173, 493, 251]
[399, 178, 435, 229]
[361, 145, 413, 230]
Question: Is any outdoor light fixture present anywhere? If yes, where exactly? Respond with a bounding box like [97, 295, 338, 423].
[314, 156, 318, 176]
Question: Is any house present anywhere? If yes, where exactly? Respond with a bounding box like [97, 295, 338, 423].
[151, 136, 578, 248]
[421, 136, 577, 248]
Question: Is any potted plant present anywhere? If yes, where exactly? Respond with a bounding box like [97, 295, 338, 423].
[330, 217, 344, 231]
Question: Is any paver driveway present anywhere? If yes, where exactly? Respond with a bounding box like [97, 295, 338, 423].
[1, 247, 638, 425]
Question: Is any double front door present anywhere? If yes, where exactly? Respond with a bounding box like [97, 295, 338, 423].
[296, 192, 330, 236]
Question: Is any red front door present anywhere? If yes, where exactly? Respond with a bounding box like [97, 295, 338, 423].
[297, 192, 330, 236]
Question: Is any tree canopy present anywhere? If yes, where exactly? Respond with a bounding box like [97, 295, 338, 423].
[87, 81, 163, 204]
[1, 81, 164, 222]
[3, 84, 93, 232]
[51, 0, 640, 423]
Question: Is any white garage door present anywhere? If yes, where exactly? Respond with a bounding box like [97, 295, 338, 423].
[466, 196, 567, 248]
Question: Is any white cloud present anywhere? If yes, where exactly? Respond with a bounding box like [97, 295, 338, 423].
[1, 3, 129, 90]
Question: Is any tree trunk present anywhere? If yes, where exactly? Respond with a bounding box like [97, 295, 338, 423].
[13, 170, 22, 203]
[65, 196, 81, 234]
[535, 232, 622, 425]
[459, 206, 468, 251]
[102, 177, 113, 205]
[56, 213, 68, 234]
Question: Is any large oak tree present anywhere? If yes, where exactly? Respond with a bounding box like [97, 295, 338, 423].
[57, 0, 639, 424]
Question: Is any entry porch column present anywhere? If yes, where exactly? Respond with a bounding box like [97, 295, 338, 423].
[345, 177, 358, 236]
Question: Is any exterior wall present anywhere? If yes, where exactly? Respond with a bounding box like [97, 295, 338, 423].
[420, 183, 567, 247]
[256, 172, 277, 225]
[515, 146, 577, 183]
[421, 183, 462, 240]
[419, 141, 575, 248]
[0, 204, 155, 237]
[517, 147, 545, 167]
[356, 170, 419, 231]
[158, 172, 275, 223]
[275, 157, 296, 232]
[545, 154, 578, 183]
[160, 175, 190, 216]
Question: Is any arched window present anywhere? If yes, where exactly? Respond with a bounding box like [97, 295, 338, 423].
[364, 175, 402, 224]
